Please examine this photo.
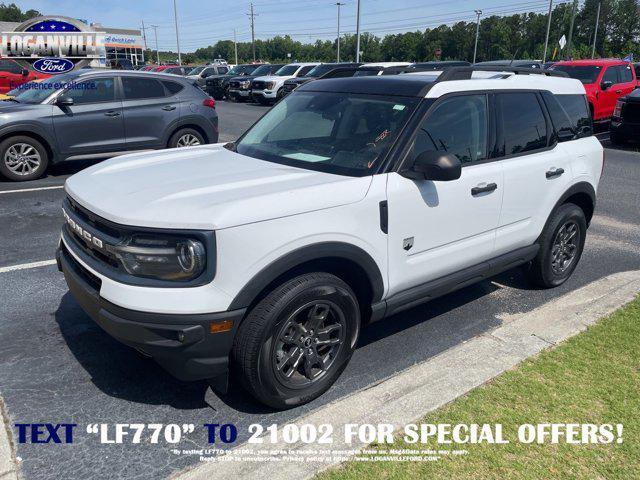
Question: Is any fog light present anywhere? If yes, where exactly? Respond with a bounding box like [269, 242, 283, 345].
[210, 320, 233, 334]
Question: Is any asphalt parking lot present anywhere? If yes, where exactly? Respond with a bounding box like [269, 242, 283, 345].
[0, 101, 639, 480]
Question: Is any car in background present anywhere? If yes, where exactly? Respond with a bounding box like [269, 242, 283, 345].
[411, 60, 470, 70]
[204, 63, 263, 100]
[160, 66, 190, 76]
[186, 64, 230, 87]
[108, 58, 134, 70]
[228, 63, 285, 101]
[141, 65, 156, 71]
[0, 59, 48, 94]
[281, 62, 362, 96]
[610, 89, 640, 144]
[633, 63, 640, 87]
[0, 70, 218, 181]
[251, 63, 320, 104]
[474, 59, 542, 69]
[551, 59, 637, 123]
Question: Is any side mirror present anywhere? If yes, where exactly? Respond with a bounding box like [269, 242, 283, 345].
[56, 95, 74, 107]
[601, 80, 613, 90]
[403, 151, 462, 181]
[21, 68, 29, 76]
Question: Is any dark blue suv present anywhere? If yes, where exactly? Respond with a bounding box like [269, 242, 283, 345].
[0, 70, 218, 181]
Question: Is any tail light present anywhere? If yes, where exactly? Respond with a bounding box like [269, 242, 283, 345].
[613, 100, 623, 118]
[203, 97, 215, 109]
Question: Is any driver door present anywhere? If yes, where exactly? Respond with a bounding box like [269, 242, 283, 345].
[386, 94, 503, 297]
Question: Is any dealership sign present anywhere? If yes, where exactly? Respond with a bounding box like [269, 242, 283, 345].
[1, 16, 105, 72]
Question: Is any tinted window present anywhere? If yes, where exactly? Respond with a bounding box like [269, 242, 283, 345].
[123, 77, 166, 99]
[65, 77, 115, 104]
[275, 65, 299, 76]
[162, 80, 184, 95]
[602, 67, 618, 84]
[496, 93, 547, 156]
[556, 94, 592, 137]
[411, 95, 487, 164]
[296, 66, 315, 77]
[552, 65, 601, 84]
[619, 65, 633, 83]
[218, 66, 229, 74]
[0, 59, 22, 74]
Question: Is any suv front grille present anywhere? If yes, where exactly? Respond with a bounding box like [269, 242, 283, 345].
[252, 80, 266, 90]
[61, 241, 102, 292]
[229, 81, 240, 89]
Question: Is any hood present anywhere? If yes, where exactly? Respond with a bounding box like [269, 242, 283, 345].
[65, 145, 372, 231]
[0, 101, 49, 115]
[254, 75, 293, 84]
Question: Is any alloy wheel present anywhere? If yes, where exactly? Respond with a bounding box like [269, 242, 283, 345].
[4, 143, 41, 176]
[176, 134, 201, 147]
[551, 220, 579, 275]
[272, 300, 346, 388]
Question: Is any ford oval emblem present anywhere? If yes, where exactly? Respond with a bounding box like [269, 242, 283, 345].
[33, 58, 75, 75]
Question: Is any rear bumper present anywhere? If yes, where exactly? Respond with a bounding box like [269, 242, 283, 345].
[56, 244, 245, 383]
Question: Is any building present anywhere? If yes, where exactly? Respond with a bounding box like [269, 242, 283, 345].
[0, 17, 145, 67]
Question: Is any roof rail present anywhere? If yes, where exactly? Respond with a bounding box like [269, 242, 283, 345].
[436, 66, 569, 82]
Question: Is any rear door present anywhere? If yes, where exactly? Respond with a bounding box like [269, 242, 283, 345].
[614, 64, 636, 98]
[599, 66, 622, 119]
[386, 93, 504, 296]
[494, 91, 574, 255]
[120, 76, 181, 149]
[51, 76, 126, 157]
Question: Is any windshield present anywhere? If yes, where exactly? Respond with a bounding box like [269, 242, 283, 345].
[275, 65, 299, 76]
[229, 64, 259, 75]
[304, 64, 334, 77]
[12, 73, 78, 104]
[551, 65, 602, 84]
[252, 65, 274, 76]
[188, 66, 205, 75]
[236, 91, 419, 176]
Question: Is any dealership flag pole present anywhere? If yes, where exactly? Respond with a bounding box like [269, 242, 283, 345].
[473, 10, 482, 64]
[173, 0, 182, 65]
[542, 0, 553, 63]
[591, 1, 601, 59]
[336, 2, 344, 62]
[355, 0, 361, 62]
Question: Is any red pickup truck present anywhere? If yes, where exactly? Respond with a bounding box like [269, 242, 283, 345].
[551, 59, 637, 123]
[0, 59, 50, 94]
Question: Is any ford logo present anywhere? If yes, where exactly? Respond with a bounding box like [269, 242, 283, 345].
[33, 58, 75, 75]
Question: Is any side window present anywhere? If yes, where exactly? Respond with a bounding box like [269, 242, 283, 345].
[0, 60, 22, 74]
[556, 94, 592, 138]
[65, 77, 115, 104]
[411, 94, 487, 164]
[496, 92, 547, 156]
[542, 92, 574, 142]
[296, 66, 314, 77]
[602, 67, 618, 84]
[122, 77, 165, 99]
[162, 80, 184, 95]
[218, 66, 228, 74]
[619, 65, 634, 83]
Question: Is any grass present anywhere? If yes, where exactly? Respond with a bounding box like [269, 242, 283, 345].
[319, 296, 640, 480]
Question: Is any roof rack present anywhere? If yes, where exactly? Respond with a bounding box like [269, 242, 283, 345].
[435, 65, 568, 82]
[318, 63, 468, 79]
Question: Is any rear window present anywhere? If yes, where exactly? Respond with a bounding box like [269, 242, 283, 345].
[496, 92, 548, 156]
[122, 77, 166, 99]
[551, 65, 601, 84]
[543, 93, 592, 142]
[162, 80, 184, 95]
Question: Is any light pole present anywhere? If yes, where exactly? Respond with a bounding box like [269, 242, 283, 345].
[473, 10, 482, 64]
[336, 2, 345, 62]
[355, 0, 361, 62]
[591, 1, 601, 59]
[566, 0, 578, 59]
[542, 0, 553, 63]
[234, 29, 238, 65]
[173, 0, 181, 65]
[151, 24, 160, 65]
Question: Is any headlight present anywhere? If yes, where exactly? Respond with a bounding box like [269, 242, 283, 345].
[110, 235, 206, 281]
[266, 81, 275, 89]
[240, 80, 251, 89]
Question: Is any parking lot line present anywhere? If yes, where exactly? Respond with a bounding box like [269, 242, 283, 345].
[0, 185, 64, 195]
[0, 259, 57, 274]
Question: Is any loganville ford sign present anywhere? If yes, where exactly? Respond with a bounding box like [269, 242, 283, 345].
[1, 15, 105, 70]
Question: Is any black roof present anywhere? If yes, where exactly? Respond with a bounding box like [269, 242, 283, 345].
[296, 74, 437, 97]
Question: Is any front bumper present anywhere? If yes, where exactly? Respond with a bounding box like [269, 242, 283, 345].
[56, 243, 245, 385]
[251, 89, 277, 101]
[228, 89, 251, 99]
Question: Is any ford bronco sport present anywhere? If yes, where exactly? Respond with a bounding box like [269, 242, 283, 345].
[57, 67, 603, 409]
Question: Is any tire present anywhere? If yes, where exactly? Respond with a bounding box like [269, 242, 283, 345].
[0, 135, 49, 181]
[232, 273, 360, 409]
[168, 128, 205, 148]
[526, 203, 587, 288]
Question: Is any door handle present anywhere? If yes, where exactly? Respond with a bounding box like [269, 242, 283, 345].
[162, 105, 177, 111]
[615, 89, 622, 94]
[546, 167, 565, 179]
[471, 182, 498, 196]
[104, 111, 120, 117]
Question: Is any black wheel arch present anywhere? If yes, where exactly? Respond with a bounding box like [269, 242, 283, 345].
[537, 181, 596, 244]
[228, 242, 385, 320]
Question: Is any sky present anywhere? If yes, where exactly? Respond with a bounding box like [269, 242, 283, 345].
[18, 0, 569, 52]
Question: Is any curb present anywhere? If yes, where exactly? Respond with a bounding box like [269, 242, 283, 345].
[173, 269, 640, 480]
[0, 396, 18, 480]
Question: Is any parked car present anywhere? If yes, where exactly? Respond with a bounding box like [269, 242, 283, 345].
[0, 59, 48, 94]
[0, 70, 218, 181]
[474, 59, 543, 69]
[204, 63, 263, 100]
[410, 60, 471, 70]
[610, 89, 640, 144]
[551, 59, 637, 123]
[633, 62, 640, 87]
[353, 62, 412, 76]
[108, 58, 134, 70]
[228, 63, 285, 101]
[282, 62, 362, 96]
[251, 62, 319, 104]
[57, 66, 602, 408]
[186, 64, 230, 87]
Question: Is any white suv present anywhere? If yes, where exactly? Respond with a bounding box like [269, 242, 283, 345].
[57, 67, 603, 409]
[250, 62, 319, 104]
